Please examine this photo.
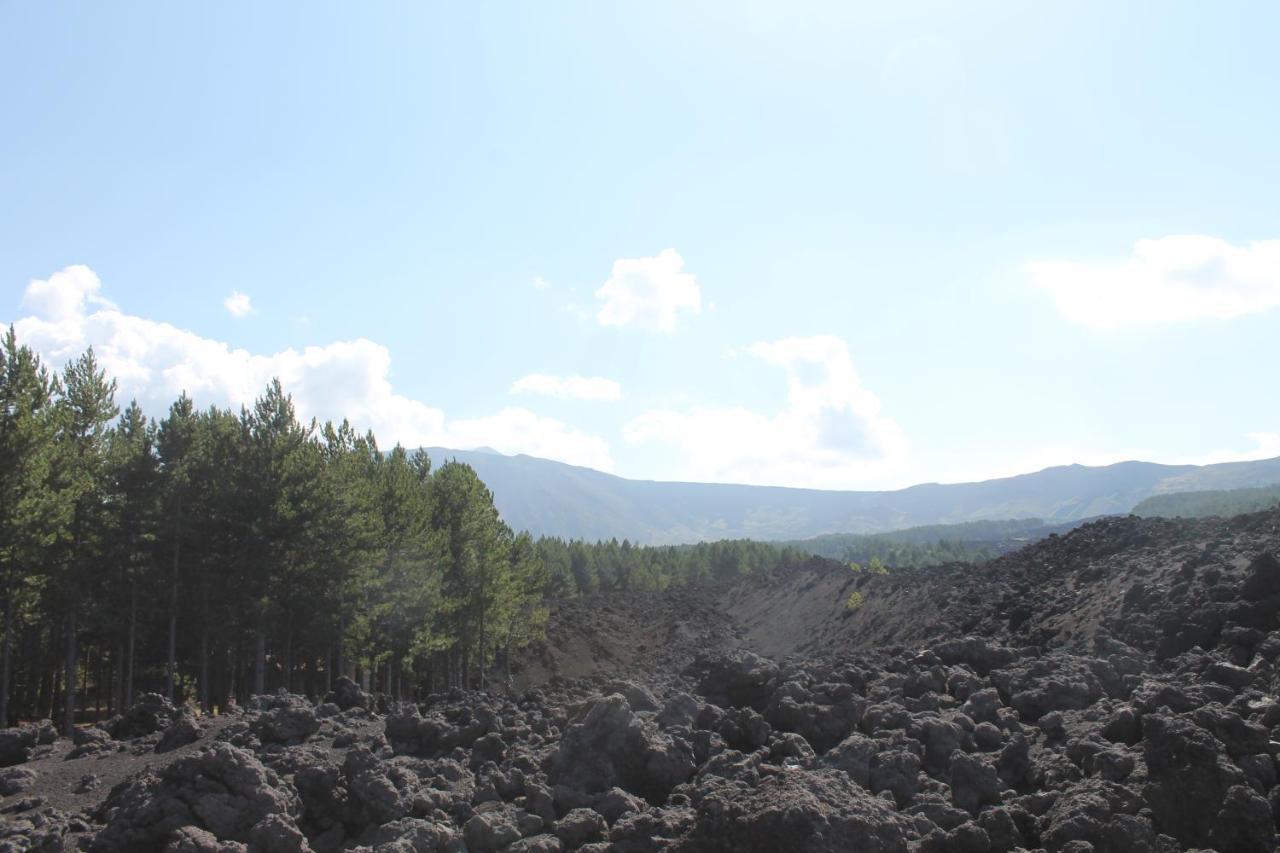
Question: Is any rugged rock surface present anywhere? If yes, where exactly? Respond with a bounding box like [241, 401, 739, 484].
[2, 508, 1280, 851]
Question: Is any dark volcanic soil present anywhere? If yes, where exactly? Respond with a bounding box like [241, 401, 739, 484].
[5, 509, 1280, 852]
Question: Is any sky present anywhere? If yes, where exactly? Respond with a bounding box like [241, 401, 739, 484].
[3, 2, 1279, 491]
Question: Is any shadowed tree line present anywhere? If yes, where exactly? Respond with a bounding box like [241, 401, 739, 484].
[534, 536, 810, 596]
[0, 328, 547, 729]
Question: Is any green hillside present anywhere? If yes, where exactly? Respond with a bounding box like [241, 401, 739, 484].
[1132, 484, 1280, 519]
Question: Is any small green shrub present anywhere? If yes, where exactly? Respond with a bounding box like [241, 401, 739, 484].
[845, 590, 865, 610]
[848, 561, 863, 573]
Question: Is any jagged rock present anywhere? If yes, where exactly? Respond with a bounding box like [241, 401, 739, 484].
[657, 693, 700, 729]
[591, 786, 646, 824]
[868, 748, 920, 807]
[1192, 702, 1269, 757]
[602, 680, 660, 712]
[554, 807, 608, 847]
[949, 751, 1001, 815]
[354, 817, 458, 851]
[821, 732, 877, 786]
[545, 694, 694, 804]
[688, 649, 778, 709]
[0, 766, 37, 796]
[156, 714, 204, 753]
[764, 691, 862, 752]
[68, 725, 115, 758]
[686, 768, 912, 852]
[0, 726, 40, 767]
[1040, 779, 1158, 852]
[1241, 552, 1280, 602]
[162, 825, 248, 852]
[247, 813, 311, 852]
[323, 676, 371, 712]
[107, 693, 180, 739]
[1140, 712, 1271, 849]
[463, 803, 523, 852]
[931, 637, 1016, 676]
[91, 743, 303, 852]
[250, 695, 319, 744]
[343, 745, 418, 825]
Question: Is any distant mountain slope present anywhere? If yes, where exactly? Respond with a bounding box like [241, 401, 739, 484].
[775, 517, 1094, 566]
[422, 447, 1280, 545]
[1133, 483, 1280, 518]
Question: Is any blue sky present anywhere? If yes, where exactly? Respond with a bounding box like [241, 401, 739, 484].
[3, 2, 1279, 489]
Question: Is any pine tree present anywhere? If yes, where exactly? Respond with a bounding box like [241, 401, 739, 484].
[156, 394, 198, 703]
[105, 400, 159, 710]
[54, 348, 118, 732]
[0, 329, 63, 725]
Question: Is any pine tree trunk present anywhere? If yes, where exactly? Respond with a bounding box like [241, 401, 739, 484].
[325, 645, 333, 694]
[283, 610, 293, 694]
[199, 572, 209, 712]
[111, 639, 123, 715]
[200, 624, 209, 712]
[1, 587, 13, 727]
[478, 602, 486, 692]
[125, 580, 137, 707]
[64, 608, 78, 732]
[166, 515, 179, 703]
[254, 626, 266, 696]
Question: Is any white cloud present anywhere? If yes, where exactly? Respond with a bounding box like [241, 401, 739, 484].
[10, 266, 614, 471]
[22, 264, 115, 320]
[223, 290, 254, 317]
[1029, 235, 1280, 329]
[532, 275, 550, 291]
[511, 373, 622, 401]
[445, 408, 614, 472]
[1169, 432, 1280, 467]
[595, 249, 701, 332]
[624, 334, 907, 489]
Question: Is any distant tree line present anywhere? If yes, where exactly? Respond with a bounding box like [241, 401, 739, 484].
[0, 329, 547, 728]
[1132, 485, 1280, 519]
[777, 518, 1088, 568]
[534, 537, 810, 596]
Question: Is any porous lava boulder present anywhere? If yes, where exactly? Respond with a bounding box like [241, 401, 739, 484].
[1241, 551, 1280, 602]
[0, 720, 55, 767]
[90, 742, 304, 852]
[342, 744, 422, 826]
[322, 676, 371, 712]
[685, 767, 912, 852]
[105, 692, 180, 739]
[248, 693, 320, 744]
[1141, 712, 1276, 851]
[155, 713, 204, 754]
[546, 694, 695, 804]
[0, 766, 38, 796]
[0, 726, 39, 767]
[688, 649, 779, 710]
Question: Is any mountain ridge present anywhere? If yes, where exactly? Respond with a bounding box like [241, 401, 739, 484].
[421, 446, 1280, 545]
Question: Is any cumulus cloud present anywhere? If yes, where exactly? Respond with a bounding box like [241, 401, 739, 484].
[223, 290, 253, 317]
[1171, 431, 1280, 467]
[510, 373, 622, 401]
[595, 249, 701, 332]
[532, 275, 550, 291]
[10, 266, 614, 471]
[1029, 235, 1280, 329]
[624, 335, 907, 489]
